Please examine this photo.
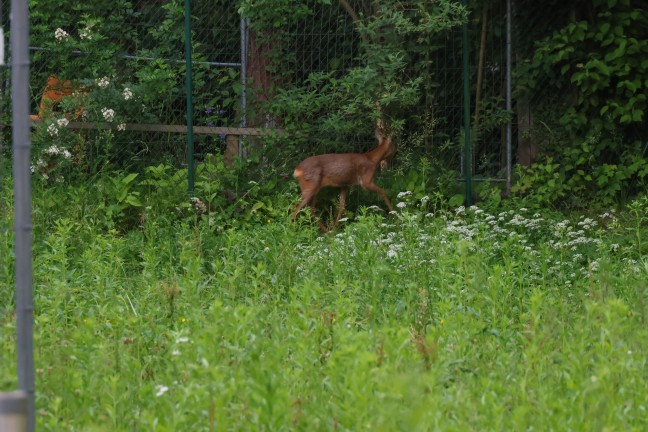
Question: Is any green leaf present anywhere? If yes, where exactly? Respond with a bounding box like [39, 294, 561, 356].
[599, 22, 610, 35]
[122, 173, 139, 184]
[632, 110, 643, 122]
[448, 194, 465, 207]
[125, 195, 143, 207]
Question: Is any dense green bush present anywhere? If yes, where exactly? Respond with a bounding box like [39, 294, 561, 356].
[514, 0, 648, 207]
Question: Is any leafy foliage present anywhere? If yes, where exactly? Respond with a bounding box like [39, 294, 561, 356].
[514, 0, 648, 206]
[243, 1, 467, 171]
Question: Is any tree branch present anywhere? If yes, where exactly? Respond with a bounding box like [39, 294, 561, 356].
[339, 0, 359, 21]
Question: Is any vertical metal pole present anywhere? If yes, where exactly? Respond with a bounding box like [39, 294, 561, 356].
[505, 0, 512, 195]
[11, 0, 35, 429]
[239, 16, 248, 158]
[0, 391, 27, 432]
[184, 0, 195, 194]
[461, 0, 473, 206]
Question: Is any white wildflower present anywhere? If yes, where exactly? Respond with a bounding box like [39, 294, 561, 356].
[155, 385, 169, 397]
[176, 336, 189, 343]
[420, 195, 429, 204]
[397, 191, 412, 199]
[54, 28, 69, 41]
[172, 350, 180, 356]
[63, 149, 72, 159]
[97, 77, 110, 89]
[79, 27, 93, 40]
[117, 123, 126, 131]
[101, 107, 115, 122]
[46, 145, 61, 155]
[47, 124, 59, 136]
[396, 202, 406, 209]
[123, 87, 133, 100]
[57, 117, 69, 127]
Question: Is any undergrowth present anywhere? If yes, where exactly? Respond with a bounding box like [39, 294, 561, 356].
[0, 174, 647, 431]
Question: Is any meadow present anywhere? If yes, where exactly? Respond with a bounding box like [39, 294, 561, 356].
[1, 178, 647, 431]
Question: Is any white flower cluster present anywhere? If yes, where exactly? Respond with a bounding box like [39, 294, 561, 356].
[46, 118, 71, 137]
[101, 107, 115, 122]
[290, 203, 642, 286]
[54, 28, 69, 41]
[30, 145, 72, 179]
[45, 145, 72, 159]
[79, 24, 93, 40]
[190, 197, 207, 215]
[123, 88, 133, 100]
[97, 77, 110, 89]
[47, 124, 59, 137]
[31, 159, 46, 173]
[155, 385, 169, 397]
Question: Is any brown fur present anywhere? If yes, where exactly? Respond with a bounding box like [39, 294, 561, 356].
[292, 127, 395, 231]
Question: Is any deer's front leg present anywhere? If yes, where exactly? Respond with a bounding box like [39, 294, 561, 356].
[334, 188, 349, 226]
[364, 182, 394, 212]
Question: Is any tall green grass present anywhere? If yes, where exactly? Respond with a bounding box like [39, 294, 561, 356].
[1, 182, 647, 430]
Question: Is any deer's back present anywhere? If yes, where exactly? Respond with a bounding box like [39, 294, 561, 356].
[294, 153, 373, 187]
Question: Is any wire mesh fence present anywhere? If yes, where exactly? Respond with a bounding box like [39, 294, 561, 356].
[0, 0, 514, 181]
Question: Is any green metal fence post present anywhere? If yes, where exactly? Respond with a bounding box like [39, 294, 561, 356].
[461, 0, 473, 206]
[184, 0, 195, 194]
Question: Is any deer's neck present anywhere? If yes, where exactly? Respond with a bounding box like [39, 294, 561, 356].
[365, 141, 392, 163]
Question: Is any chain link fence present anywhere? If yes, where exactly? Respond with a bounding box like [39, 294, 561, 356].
[0, 0, 513, 180]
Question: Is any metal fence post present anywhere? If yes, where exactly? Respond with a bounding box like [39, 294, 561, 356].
[461, 0, 473, 206]
[505, 0, 512, 195]
[184, 0, 195, 194]
[0, 391, 27, 432]
[239, 16, 248, 158]
[11, 0, 35, 429]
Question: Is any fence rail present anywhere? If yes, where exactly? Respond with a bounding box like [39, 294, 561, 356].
[27, 119, 282, 136]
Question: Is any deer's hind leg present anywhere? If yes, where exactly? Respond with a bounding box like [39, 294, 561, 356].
[293, 183, 329, 232]
[292, 177, 321, 220]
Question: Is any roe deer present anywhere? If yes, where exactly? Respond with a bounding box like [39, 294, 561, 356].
[292, 125, 395, 231]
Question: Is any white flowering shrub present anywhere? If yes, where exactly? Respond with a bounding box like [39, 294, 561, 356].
[28, 9, 161, 180]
